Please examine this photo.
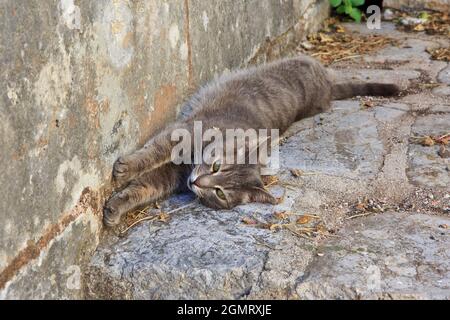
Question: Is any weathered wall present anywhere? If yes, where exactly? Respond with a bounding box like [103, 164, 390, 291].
[0, 0, 329, 299]
[384, 0, 450, 12]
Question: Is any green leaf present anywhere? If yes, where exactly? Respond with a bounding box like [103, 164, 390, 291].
[351, 0, 365, 6]
[349, 7, 362, 22]
[345, 4, 353, 15]
[329, 0, 342, 7]
[343, 0, 353, 14]
[419, 11, 430, 20]
[336, 5, 346, 14]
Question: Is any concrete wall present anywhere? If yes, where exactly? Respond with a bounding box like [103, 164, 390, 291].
[0, 0, 329, 299]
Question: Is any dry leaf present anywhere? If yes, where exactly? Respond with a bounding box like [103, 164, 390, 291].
[274, 211, 291, 220]
[316, 224, 328, 233]
[318, 33, 334, 43]
[361, 100, 375, 108]
[242, 217, 258, 225]
[413, 24, 425, 31]
[335, 25, 345, 33]
[356, 202, 366, 210]
[268, 223, 284, 231]
[428, 47, 450, 62]
[296, 215, 313, 225]
[435, 133, 450, 145]
[300, 23, 396, 65]
[421, 136, 435, 146]
[290, 169, 303, 177]
[157, 212, 170, 222]
[262, 175, 279, 187]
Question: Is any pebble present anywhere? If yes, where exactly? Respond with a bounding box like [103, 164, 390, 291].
[383, 9, 394, 21]
[400, 17, 427, 26]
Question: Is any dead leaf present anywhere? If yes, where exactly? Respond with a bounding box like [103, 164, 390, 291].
[361, 100, 375, 108]
[262, 175, 279, 187]
[428, 47, 450, 62]
[157, 212, 170, 222]
[356, 202, 367, 210]
[422, 136, 436, 146]
[296, 215, 313, 225]
[435, 133, 450, 145]
[274, 211, 291, 220]
[316, 224, 328, 233]
[242, 217, 258, 225]
[318, 33, 334, 43]
[413, 24, 425, 31]
[335, 25, 345, 33]
[268, 223, 284, 231]
[300, 22, 396, 65]
[290, 169, 303, 177]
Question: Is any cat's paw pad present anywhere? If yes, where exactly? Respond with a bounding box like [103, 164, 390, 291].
[112, 156, 133, 185]
[103, 205, 121, 227]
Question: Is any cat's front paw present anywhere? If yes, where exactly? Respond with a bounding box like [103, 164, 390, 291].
[103, 203, 122, 227]
[112, 156, 134, 186]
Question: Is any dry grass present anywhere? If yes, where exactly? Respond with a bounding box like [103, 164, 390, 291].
[297, 19, 396, 66]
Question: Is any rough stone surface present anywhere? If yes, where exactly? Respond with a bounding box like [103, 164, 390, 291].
[86, 22, 450, 299]
[385, 0, 450, 12]
[408, 114, 450, 188]
[0, 0, 328, 299]
[296, 213, 450, 300]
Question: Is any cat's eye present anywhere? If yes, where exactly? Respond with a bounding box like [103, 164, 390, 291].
[215, 188, 226, 200]
[212, 161, 221, 173]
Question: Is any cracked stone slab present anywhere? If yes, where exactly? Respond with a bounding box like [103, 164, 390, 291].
[433, 86, 450, 97]
[438, 65, 450, 85]
[85, 194, 284, 299]
[296, 212, 450, 300]
[333, 69, 421, 90]
[281, 103, 385, 179]
[407, 114, 450, 188]
[385, 0, 450, 13]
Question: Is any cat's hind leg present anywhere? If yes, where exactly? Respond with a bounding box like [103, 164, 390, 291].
[104, 163, 191, 226]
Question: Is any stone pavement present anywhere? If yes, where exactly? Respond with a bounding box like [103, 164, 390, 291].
[85, 22, 450, 299]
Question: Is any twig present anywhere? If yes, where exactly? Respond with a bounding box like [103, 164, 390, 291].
[251, 235, 278, 250]
[285, 225, 315, 241]
[346, 212, 374, 220]
[265, 179, 279, 188]
[120, 201, 196, 235]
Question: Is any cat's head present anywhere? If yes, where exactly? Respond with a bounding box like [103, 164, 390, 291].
[187, 154, 277, 210]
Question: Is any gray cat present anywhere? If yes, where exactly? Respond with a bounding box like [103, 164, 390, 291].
[103, 55, 399, 226]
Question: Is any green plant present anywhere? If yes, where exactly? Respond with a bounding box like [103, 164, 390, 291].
[329, 0, 365, 22]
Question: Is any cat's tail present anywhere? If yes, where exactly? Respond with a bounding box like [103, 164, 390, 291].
[331, 82, 400, 100]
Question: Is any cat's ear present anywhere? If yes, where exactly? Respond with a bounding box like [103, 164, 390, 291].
[248, 187, 277, 205]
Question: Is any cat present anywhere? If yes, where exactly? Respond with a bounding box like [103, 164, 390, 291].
[103, 55, 399, 227]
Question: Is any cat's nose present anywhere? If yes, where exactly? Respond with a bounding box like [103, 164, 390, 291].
[188, 175, 200, 190]
[192, 177, 201, 187]
[190, 175, 208, 188]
